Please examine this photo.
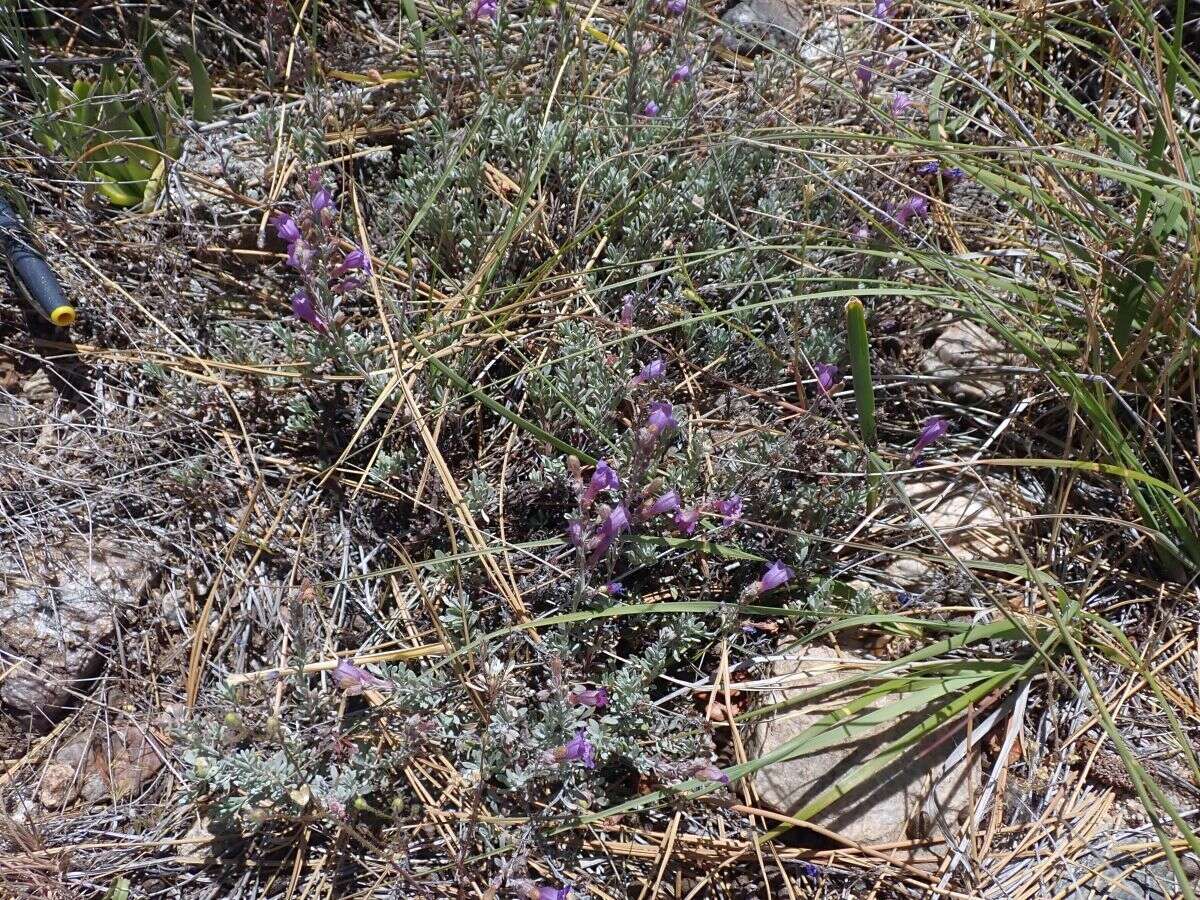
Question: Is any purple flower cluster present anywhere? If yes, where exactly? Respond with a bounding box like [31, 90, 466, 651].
[273, 172, 372, 332]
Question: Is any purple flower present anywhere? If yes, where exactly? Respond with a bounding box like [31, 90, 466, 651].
[287, 239, 314, 272]
[470, 0, 499, 19]
[646, 489, 681, 518]
[601, 503, 630, 538]
[674, 507, 700, 536]
[331, 659, 391, 695]
[605, 580, 624, 595]
[916, 161, 940, 176]
[332, 277, 363, 294]
[273, 213, 302, 244]
[646, 401, 678, 434]
[670, 63, 692, 85]
[752, 561, 794, 595]
[566, 519, 585, 547]
[642, 99, 660, 118]
[814, 363, 839, 395]
[892, 194, 930, 228]
[311, 187, 335, 215]
[714, 495, 742, 526]
[620, 295, 636, 326]
[548, 729, 596, 768]
[890, 92, 913, 115]
[581, 459, 620, 506]
[852, 222, 872, 242]
[914, 415, 948, 454]
[945, 167, 966, 182]
[666, 0, 686, 13]
[569, 687, 609, 708]
[291, 289, 326, 332]
[873, 0, 894, 20]
[334, 247, 371, 276]
[694, 762, 730, 784]
[799, 861, 821, 879]
[631, 358, 666, 385]
[855, 59, 875, 94]
[512, 880, 572, 900]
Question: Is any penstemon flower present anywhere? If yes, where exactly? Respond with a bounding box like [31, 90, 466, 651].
[569, 687, 609, 708]
[642, 99, 660, 118]
[892, 194, 930, 228]
[645, 489, 681, 519]
[545, 729, 596, 768]
[670, 63, 692, 85]
[331, 659, 391, 695]
[511, 880, 572, 900]
[631, 358, 666, 385]
[749, 560, 794, 596]
[646, 401, 678, 434]
[913, 415, 948, 455]
[291, 289, 326, 332]
[581, 460, 620, 506]
[674, 507, 700, 536]
[713, 495, 742, 526]
[814, 363, 839, 394]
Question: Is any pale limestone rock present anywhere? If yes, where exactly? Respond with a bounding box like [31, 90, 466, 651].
[922, 319, 1015, 402]
[0, 542, 151, 721]
[886, 476, 1011, 587]
[751, 647, 979, 852]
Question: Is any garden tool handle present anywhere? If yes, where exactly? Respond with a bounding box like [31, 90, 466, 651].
[0, 196, 75, 327]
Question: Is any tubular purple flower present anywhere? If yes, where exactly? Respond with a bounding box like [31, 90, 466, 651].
[646, 401, 678, 435]
[291, 289, 326, 332]
[892, 195, 930, 228]
[914, 416, 949, 454]
[646, 489, 681, 519]
[670, 63, 692, 86]
[334, 247, 371, 277]
[855, 60, 875, 95]
[814, 363, 839, 394]
[890, 92, 913, 115]
[631, 358, 666, 385]
[511, 880, 572, 900]
[569, 687, 609, 708]
[945, 167, 966, 182]
[620, 295, 636, 326]
[674, 507, 700, 536]
[873, 0, 894, 21]
[601, 503, 630, 538]
[714, 494, 742, 526]
[694, 762, 730, 784]
[916, 161, 940, 176]
[566, 519, 585, 547]
[273, 212, 302, 244]
[331, 659, 391, 695]
[581, 459, 620, 506]
[753, 560, 794, 595]
[287, 239, 314, 272]
[331, 276, 363, 294]
[605, 580, 625, 595]
[666, 0, 686, 13]
[558, 729, 596, 768]
[311, 187, 335, 215]
[642, 99, 660, 118]
[470, 0, 498, 19]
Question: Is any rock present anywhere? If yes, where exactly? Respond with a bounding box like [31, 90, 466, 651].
[0, 542, 152, 722]
[751, 647, 979, 854]
[885, 476, 1011, 588]
[720, 0, 842, 56]
[39, 724, 164, 808]
[921, 319, 1016, 402]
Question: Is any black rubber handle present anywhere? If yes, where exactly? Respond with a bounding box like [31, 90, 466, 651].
[0, 196, 75, 327]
